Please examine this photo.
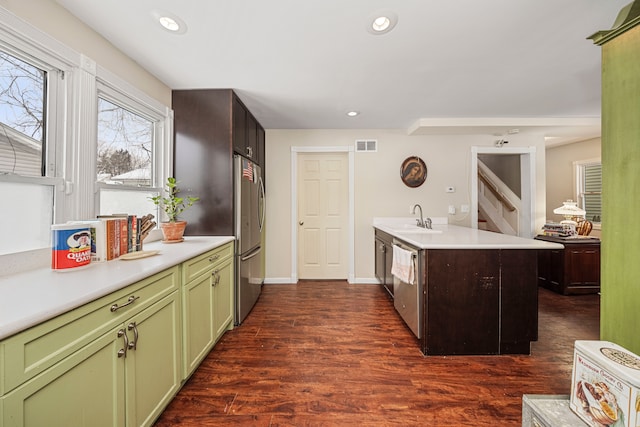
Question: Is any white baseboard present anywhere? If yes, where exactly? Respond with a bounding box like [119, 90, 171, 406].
[262, 277, 380, 285]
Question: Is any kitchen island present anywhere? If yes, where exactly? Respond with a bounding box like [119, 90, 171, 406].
[373, 218, 563, 356]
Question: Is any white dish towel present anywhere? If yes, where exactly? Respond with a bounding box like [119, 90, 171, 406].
[391, 245, 415, 285]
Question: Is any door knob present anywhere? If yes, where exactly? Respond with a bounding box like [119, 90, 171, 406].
[299, 221, 304, 225]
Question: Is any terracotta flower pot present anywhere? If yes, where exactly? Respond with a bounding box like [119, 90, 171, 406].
[160, 221, 187, 242]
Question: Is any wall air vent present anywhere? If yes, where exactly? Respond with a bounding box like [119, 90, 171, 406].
[355, 139, 377, 152]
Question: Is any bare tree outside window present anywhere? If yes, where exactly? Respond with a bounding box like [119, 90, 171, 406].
[0, 50, 45, 177]
[97, 97, 153, 187]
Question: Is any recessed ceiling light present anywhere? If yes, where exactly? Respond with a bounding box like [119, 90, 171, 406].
[347, 111, 359, 117]
[151, 9, 187, 35]
[372, 16, 391, 32]
[159, 16, 180, 32]
[366, 10, 398, 35]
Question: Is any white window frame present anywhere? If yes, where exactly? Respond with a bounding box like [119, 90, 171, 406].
[94, 66, 173, 215]
[574, 157, 602, 228]
[0, 7, 76, 258]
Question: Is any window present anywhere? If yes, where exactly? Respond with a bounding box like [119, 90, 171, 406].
[576, 160, 602, 223]
[95, 75, 171, 218]
[0, 44, 64, 256]
[0, 12, 172, 260]
[0, 50, 45, 177]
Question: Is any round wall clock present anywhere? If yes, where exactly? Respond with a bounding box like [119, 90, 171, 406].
[400, 156, 427, 188]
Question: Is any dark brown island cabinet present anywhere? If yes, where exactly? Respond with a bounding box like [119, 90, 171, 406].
[172, 89, 265, 236]
[419, 249, 538, 356]
[374, 229, 394, 298]
[534, 235, 601, 295]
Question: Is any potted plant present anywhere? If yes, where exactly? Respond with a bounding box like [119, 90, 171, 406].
[150, 177, 199, 242]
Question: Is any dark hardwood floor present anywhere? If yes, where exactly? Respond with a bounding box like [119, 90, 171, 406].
[154, 281, 599, 426]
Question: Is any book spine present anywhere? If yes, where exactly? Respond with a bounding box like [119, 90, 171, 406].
[104, 219, 116, 260]
[119, 218, 128, 255]
[128, 215, 137, 252]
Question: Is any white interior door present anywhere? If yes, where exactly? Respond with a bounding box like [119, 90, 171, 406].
[297, 152, 348, 279]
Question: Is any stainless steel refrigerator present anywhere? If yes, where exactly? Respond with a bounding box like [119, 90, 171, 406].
[234, 154, 265, 325]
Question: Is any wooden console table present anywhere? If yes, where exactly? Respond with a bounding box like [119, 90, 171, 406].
[535, 235, 601, 295]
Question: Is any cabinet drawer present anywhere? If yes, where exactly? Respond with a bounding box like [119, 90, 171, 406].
[1, 266, 179, 394]
[182, 242, 233, 284]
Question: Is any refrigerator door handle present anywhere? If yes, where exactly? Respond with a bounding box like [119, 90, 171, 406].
[241, 246, 262, 262]
[258, 176, 265, 232]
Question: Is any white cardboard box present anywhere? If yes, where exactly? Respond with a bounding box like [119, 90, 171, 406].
[570, 340, 640, 427]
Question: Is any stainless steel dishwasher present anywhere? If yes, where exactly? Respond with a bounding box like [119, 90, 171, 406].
[392, 239, 423, 339]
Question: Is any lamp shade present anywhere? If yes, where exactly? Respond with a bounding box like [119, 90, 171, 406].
[553, 200, 586, 217]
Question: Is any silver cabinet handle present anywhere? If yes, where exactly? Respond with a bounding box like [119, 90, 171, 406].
[127, 322, 138, 351]
[110, 295, 139, 312]
[299, 221, 304, 226]
[212, 269, 220, 287]
[117, 328, 128, 358]
[208, 254, 220, 263]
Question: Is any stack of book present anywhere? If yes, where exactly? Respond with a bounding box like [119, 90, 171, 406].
[68, 214, 156, 261]
[541, 222, 576, 237]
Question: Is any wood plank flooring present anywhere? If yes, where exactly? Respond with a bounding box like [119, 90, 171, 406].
[154, 281, 599, 426]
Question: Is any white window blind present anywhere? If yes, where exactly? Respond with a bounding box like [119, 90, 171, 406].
[579, 163, 602, 223]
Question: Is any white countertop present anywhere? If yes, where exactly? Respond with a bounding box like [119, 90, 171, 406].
[373, 217, 564, 250]
[0, 236, 234, 340]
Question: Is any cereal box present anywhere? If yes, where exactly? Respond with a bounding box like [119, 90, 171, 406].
[51, 224, 92, 270]
[571, 340, 640, 427]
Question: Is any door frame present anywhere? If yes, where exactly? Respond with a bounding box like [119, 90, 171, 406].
[290, 146, 355, 283]
[471, 146, 537, 237]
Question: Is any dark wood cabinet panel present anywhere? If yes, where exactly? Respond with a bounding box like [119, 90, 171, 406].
[500, 250, 538, 353]
[424, 250, 500, 355]
[535, 236, 600, 295]
[419, 248, 538, 356]
[374, 230, 393, 298]
[173, 89, 234, 236]
[232, 95, 247, 158]
[173, 89, 265, 237]
[232, 95, 259, 161]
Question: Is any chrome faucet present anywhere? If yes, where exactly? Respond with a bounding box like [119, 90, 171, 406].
[412, 204, 432, 229]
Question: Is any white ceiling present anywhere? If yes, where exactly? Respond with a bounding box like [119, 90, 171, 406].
[55, 0, 627, 143]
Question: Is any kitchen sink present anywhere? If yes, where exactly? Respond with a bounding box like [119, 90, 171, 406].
[388, 224, 443, 234]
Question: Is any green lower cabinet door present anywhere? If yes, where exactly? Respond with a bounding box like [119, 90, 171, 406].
[182, 270, 215, 378]
[213, 257, 234, 341]
[125, 292, 182, 427]
[2, 326, 125, 427]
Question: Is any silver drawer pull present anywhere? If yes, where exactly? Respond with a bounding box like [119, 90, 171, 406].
[110, 295, 139, 312]
[208, 254, 220, 262]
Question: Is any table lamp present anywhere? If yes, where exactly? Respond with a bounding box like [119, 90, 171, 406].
[553, 200, 586, 226]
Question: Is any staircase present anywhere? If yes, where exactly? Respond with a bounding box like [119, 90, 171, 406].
[477, 159, 521, 236]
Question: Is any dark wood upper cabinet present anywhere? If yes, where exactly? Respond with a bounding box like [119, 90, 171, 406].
[172, 89, 265, 236]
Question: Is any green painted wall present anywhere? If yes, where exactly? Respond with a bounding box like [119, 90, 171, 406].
[596, 9, 640, 354]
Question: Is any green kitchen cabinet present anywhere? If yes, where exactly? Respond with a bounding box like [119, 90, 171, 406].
[1, 267, 182, 427]
[589, 1, 640, 355]
[2, 325, 124, 426]
[182, 242, 234, 378]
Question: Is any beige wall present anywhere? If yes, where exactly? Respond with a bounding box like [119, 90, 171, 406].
[545, 137, 601, 237]
[1, 0, 171, 106]
[265, 129, 548, 283]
